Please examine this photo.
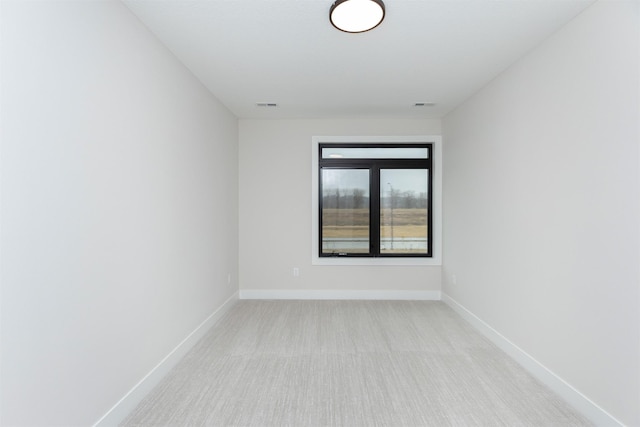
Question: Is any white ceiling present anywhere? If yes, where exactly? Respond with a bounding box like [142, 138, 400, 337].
[123, 0, 595, 120]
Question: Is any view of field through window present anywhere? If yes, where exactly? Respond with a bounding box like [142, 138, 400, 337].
[322, 169, 370, 254]
[321, 169, 428, 255]
[380, 169, 428, 254]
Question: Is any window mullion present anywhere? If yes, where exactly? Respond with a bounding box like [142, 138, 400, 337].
[370, 165, 381, 256]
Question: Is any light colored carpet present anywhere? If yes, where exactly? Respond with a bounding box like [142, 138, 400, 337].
[121, 300, 591, 426]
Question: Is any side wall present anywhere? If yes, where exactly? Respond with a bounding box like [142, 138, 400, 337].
[442, 1, 639, 425]
[0, 1, 239, 425]
[239, 119, 442, 298]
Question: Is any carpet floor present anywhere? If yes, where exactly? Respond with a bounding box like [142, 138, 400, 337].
[121, 300, 591, 426]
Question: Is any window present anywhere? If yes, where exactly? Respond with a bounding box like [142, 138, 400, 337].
[319, 143, 432, 258]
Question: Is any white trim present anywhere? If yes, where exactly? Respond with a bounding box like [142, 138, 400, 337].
[93, 291, 239, 427]
[239, 289, 441, 300]
[311, 135, 442, 266]
[441, 294, 624, 427]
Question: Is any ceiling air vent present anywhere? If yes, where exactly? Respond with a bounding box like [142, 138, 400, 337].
[414, 102, 436, 107]
[256, 103, 278, 107]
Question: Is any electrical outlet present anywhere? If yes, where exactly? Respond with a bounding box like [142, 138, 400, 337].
[293, 267, 300, 277]
[452, 274, 457, 285]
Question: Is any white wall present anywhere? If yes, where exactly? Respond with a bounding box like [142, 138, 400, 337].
[239, 119, 442, 297]
[0, 1, 238, 425]
[443, 1, 639, 425]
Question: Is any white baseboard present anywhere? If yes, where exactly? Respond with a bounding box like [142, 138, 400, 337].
[93, 291, 239, 427]
[239, 289, 441, 300]
[441, 294, 623, 427]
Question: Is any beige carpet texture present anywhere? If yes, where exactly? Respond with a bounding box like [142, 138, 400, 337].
[121, 300, 591, 426]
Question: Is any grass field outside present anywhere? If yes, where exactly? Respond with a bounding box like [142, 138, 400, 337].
[322, 208, 428, 239]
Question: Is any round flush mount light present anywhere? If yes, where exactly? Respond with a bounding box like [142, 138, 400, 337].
[330, 0, 385, 33]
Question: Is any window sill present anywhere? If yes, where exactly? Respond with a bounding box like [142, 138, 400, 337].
[312, 256, 442, 266]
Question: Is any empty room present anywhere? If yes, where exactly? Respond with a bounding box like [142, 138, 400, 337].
[1, 0, 638, 426]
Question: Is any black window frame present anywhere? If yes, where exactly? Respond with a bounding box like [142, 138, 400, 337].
[319, 142, 433, 258]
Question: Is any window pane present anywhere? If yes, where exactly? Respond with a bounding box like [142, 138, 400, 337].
[380, 169, 428, 254]
[322, 147, 428, 159]
[322, 169, 369, 254]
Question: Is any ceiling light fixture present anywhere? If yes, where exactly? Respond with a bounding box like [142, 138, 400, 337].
[330, 0, 385, 33]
